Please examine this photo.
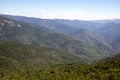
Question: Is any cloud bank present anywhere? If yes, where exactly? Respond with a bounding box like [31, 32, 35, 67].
[1, 10, 119, 20]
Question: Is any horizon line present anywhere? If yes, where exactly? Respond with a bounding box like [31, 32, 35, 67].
[0, 13, 119, 21]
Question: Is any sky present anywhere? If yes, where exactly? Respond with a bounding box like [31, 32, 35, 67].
[0, 0, 120, 20]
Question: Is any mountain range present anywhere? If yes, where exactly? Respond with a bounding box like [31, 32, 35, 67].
[0, 15, 116, 62]
[2, 14, 120, 54]
[0, 14, 120, 80]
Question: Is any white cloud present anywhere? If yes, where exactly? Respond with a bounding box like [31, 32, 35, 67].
[35, 10, 89, 20]
[1, 10, 120, 20]
[38, 9, 45, 13]
[53, 11, 87, 20]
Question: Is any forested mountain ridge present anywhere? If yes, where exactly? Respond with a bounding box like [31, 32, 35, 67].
[1, 14, 117, 53]
[0, 15, 113, 62]
[95, 22, 120, 52]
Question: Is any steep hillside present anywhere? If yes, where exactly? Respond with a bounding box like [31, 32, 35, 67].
[0, 16, 113, 62]
[1, 14, 113, 46]
[1, 15, 114, 52]
[96, 22, 120, 52]
[70, 29, 113, 52]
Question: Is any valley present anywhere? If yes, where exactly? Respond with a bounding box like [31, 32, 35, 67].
[0, 14, 120, 80]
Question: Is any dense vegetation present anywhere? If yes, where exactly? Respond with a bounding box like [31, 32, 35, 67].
[27, 54, 120, 80]
[0, 40, 119, 80]
[0, 40, 86, 80]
